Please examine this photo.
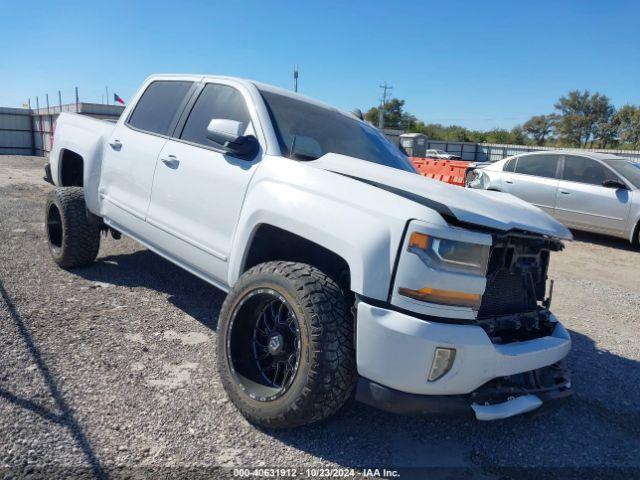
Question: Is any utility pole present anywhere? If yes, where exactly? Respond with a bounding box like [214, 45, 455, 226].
[378, 81, 392, 129]
[75, 87, 79, 111]
[105, 86, 109, 105]
[293, 64, 299, 92]
[58, 90, 62, 112]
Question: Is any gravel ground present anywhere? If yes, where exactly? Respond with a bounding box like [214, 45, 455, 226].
[0, 155, 638, 479]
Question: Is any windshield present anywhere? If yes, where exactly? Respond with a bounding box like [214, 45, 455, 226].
[603, 159, 640, 188]
[259, 89, 416, 172]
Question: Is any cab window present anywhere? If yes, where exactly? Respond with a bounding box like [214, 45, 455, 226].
[180, 83, 251, 148]
[127, 81, 194, 135]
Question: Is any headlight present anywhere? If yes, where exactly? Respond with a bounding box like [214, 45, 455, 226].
[466, 169, 486, 189]
[396, 232, 490, 310]
[407, 232, 490, 275]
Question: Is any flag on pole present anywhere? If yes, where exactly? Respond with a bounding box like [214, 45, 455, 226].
[114, 93, 125, 105]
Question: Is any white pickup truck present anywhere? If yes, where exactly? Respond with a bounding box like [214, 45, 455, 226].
[44, 74, 573, 427]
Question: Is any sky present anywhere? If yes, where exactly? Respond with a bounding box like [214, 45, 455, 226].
[2, 0, 639, 130]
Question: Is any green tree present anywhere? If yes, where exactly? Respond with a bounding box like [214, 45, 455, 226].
[364, 98, 416, 129]
[554, 90, 615, 147]
[523, 114, 555, 145]
[616, 105, 640, 148]
[484, 129, 513, 144]
[510, 125, 527, 145]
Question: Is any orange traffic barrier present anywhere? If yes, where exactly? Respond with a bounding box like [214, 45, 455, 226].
[410, 157, 470, 187]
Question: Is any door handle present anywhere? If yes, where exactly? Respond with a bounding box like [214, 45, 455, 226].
[161, 155, 180, 169]
[505, 180, 514, 184]
[560, 190, 570, 194]
[109, 140, 122, 151]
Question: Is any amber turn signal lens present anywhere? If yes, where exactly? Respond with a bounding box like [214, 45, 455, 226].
[408, 232, 430, 250]
[398, 286, 481, 309]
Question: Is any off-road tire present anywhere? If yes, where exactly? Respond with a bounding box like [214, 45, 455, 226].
[45, 187, 100, 268]
[217, 261, 357, 428]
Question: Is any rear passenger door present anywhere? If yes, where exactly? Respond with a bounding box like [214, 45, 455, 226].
[146, 82, 261, 283]
[502, 154, 560, 215]
[100, 80, 195, 227]
[555, 155, 631, 235]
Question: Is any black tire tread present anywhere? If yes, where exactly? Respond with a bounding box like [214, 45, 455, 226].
[218, 261, 357, 428]
[46, 187, 100, 268]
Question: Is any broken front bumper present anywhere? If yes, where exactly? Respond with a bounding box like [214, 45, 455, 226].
[356, 361, 573, 420]
[356, 301, 571, 395]
[354, 300, 572, 419]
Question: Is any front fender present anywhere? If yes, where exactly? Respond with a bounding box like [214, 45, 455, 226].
[227, 178, 400, 301]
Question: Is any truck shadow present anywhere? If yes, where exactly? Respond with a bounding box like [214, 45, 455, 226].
[71, 248, 640, 473]
[78, 249, 225, 331]
[264, 329, 640, 473]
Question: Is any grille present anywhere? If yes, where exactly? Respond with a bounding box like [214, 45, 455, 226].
[478, 270, 532, 317]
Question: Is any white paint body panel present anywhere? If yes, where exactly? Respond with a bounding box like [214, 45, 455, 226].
[356, 301, 571, 395]
[50, 74, 574, 403]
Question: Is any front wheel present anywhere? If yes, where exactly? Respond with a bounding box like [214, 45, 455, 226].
[217, 261, 356, 428]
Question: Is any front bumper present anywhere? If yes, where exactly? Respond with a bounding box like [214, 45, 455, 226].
[356, 300, 571, 396]
[356, 362, 572, 419]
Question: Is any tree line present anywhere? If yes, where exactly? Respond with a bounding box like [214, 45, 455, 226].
[364, 90, 640, 150]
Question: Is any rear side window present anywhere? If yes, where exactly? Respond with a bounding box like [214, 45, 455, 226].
[563, 156, 620, 186]
[180, 83, 251, 147]
[515, 154, 559, 178]
[128, 81, 194, 135]
[503, 157, 517, 172]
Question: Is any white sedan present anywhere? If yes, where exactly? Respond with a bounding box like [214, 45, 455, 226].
[467, 150, 640, 245]
[426, 149, 462, 160]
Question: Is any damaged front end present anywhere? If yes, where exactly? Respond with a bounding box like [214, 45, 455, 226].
[467, 232, 574, 418]
[468, 361, 573, 420]
[476, 232, 564, 344]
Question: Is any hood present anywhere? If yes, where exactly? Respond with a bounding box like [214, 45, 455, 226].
[310, 154, 572, 240]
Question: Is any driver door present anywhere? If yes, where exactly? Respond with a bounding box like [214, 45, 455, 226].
[146, 82, 262, 282]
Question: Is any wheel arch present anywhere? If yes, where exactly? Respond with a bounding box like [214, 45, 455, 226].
[240, 224, 352, 291]
[631, 217, 640, 245]
[228, 211, 396, 301]
[58, 149, 84, 187]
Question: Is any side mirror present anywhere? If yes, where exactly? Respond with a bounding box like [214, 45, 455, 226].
[206, 119, 259, 159]
[602, 179, 627, 189]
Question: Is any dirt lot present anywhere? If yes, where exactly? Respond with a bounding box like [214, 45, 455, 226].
[1, 155, 639, 479]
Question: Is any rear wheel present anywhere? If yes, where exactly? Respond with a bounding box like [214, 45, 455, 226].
[217, 261, 356, 428]
[45, 187, 100, 268]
